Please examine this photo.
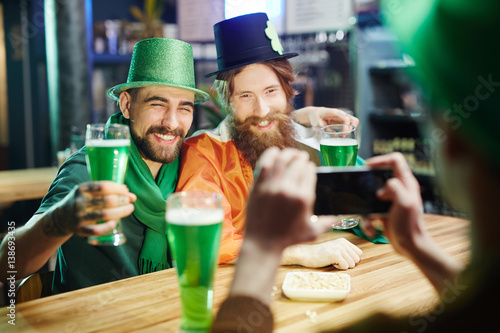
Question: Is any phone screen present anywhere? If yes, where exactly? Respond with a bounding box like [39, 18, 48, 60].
[314, 166, 393, 216]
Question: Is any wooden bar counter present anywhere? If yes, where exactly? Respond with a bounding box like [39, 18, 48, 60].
[0, 214, 470, 332]
[0, 167, 58, 204]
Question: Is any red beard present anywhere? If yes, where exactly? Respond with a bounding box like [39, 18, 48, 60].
[228, 107, 298, 169]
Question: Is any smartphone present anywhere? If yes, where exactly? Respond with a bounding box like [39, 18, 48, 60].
[314, 166, 393, 216]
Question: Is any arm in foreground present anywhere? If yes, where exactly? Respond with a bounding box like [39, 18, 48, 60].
[293, 106, 359, 129]
[281, 238, 362, 269]
[365, 152, 463, 292]
[0, 181, 136, 282]
[211, 147, 334, 332]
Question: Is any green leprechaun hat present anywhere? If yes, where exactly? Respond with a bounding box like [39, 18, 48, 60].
[384, 0, 500, 167]
[107, 38, 209, 104]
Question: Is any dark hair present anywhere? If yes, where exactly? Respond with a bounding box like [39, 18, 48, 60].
[126, 88, 142, 101]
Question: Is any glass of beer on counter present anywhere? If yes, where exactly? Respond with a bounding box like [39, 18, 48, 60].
[166, 191, 223, 333]
[320, 124, 359, 229]
[85, 123, 130, 246]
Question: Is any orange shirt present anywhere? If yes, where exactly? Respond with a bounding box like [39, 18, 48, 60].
[176, 118, 321, 263]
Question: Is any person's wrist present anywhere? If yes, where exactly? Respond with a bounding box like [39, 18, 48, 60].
[241, 235, 286, 259]
[231, 237, 283, 305]
[399, 220, 433, 260]
[281, 244, 308, 266]
[41, 186, 80, 238]
[291, 107, 310, 126]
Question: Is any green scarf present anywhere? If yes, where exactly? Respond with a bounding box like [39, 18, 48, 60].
[108, 112, 179, 274]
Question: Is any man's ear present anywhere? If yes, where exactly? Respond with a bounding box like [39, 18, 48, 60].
[119, 91, 132, 119]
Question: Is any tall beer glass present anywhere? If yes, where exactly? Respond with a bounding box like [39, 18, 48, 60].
[166, 191, 223, 333]
[85, 123, 130, 246]
[320, 124, 359, 229]
[320, 124, 358, 167]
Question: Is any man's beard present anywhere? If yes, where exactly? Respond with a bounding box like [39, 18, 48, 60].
[228, 106, 297, 169]
[131, 125, 185, 164]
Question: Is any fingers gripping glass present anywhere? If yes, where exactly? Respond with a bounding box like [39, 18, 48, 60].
[85, 123, 131, 246]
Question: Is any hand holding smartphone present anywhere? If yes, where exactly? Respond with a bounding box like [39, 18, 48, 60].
[314, 166, 393, 217]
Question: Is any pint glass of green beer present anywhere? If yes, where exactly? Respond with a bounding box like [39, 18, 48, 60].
[166, 191, 223, 333]
[320, 124, 359, 229]
[85, 123, 130, 246]
[320, 124, 358, 167]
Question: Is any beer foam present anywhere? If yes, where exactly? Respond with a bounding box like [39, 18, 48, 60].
[320, 138, 358, 147]
[166, 208, 223, 226]
[86, 139, 131, 147]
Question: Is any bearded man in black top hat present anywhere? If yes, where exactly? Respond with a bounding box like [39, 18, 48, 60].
[176, 12, 363, 268]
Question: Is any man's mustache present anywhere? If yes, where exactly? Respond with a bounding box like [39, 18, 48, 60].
[145, 126, 185, 138]
[235, 112, 291, 127]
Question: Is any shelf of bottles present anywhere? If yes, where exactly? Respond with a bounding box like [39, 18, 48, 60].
[372, 137, 435, 177]
[92, 20, 178, 63]
[372, 137, 465, 217]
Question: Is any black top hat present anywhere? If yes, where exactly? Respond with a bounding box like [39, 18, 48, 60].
[205, 12, 298, 78]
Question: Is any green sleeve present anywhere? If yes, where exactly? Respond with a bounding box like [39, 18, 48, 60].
[36, 148, 88, 214]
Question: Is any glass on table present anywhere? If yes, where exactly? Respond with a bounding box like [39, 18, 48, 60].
[85, 123, 130, 246]
[166, 191, 223, 333]
[320, 124, 359, 230]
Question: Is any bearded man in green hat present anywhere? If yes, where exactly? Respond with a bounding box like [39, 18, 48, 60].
[0, 38, 210, 293]
[209, 1, 500, 331]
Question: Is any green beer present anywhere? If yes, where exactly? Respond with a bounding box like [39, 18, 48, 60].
[85, 134, 130, 246]
[320, 138, 358, 166]
[85, 139, 130, 183]
[166, 208, 223, 332]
